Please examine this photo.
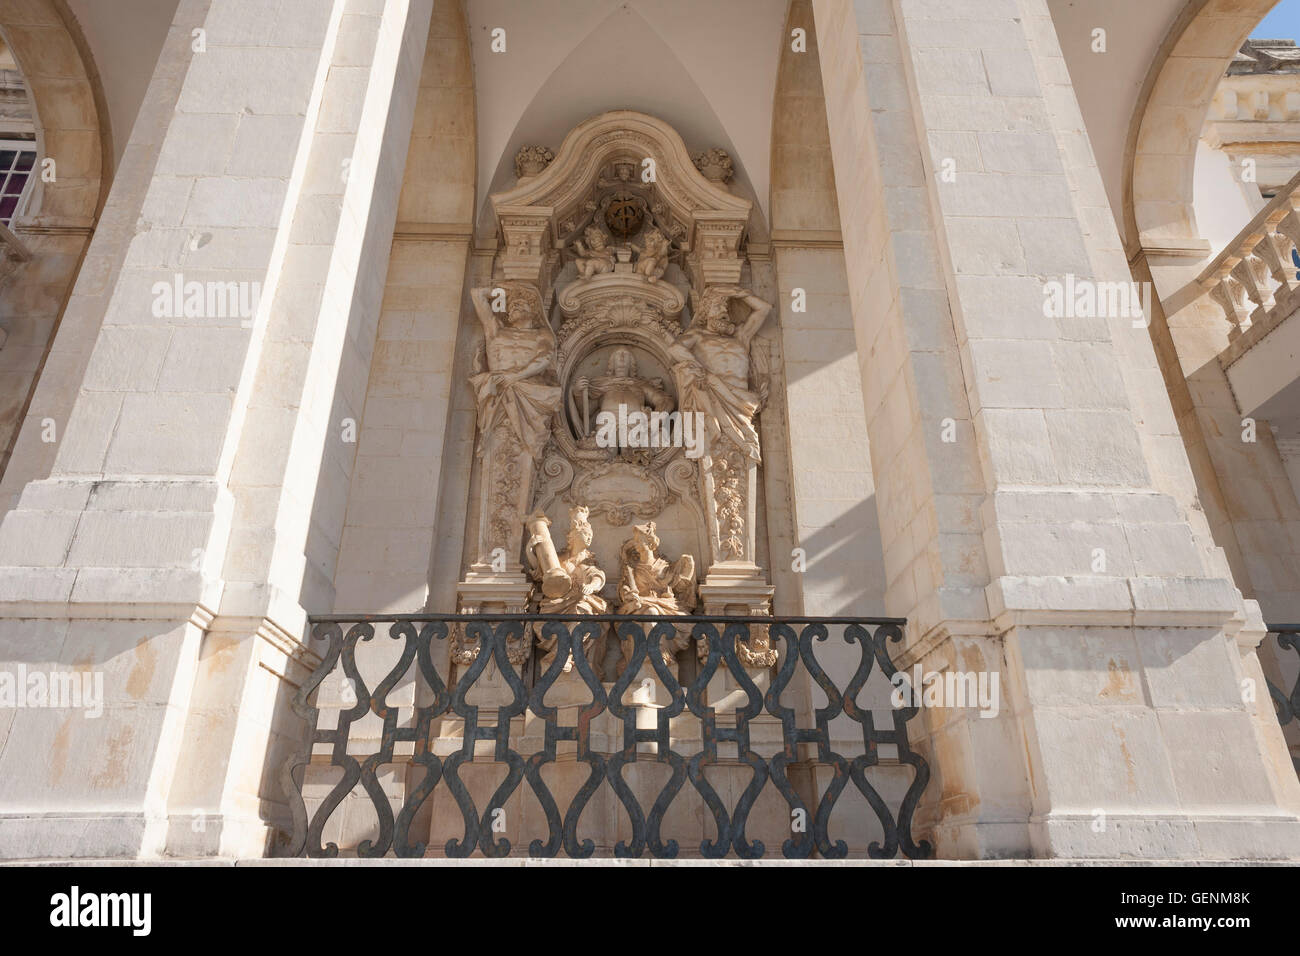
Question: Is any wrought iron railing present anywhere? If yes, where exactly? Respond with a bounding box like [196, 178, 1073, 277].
[1267, 625, 1300, 773]
[281, 614, 932, 860]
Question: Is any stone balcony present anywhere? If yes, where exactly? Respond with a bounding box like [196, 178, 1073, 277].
[1201, 168, 1300, 437]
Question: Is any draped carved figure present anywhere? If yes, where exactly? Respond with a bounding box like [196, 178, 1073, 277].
[616, 521, 697, 673]
[469, 282, 561, 465]
[669, 285, 771, 464]
[668, 285, 772, 570]
[526, 506, 607, 672]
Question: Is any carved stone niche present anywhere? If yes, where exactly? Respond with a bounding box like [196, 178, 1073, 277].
[542, 273, 696, 528]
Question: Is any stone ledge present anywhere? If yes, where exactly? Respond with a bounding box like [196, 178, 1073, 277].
[986, 574, 1242, 631]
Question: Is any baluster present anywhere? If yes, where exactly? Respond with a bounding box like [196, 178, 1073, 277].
[1256, 224, 1299, 295]
[1279, 206, 1300, 284]
[1210, 274, 1251, 336]
[1230, 252, 1273, 319]
[1247, 250, 1276, 311]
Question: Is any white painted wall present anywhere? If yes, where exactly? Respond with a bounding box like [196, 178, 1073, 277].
[1194, 139, 1263, 257]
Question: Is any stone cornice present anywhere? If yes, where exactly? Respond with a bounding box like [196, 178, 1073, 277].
[490, 111, 752, 238]
[392, 221, 473, 242]
[770, 229, 843, 248]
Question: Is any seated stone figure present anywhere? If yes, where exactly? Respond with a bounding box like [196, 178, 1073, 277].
[616, 522, 697, 673]
[633, 226, 670, 282]
[526, 506, 607, 673]
[572, 225, 615, 279]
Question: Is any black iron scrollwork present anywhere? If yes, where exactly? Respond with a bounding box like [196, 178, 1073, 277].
[1266, 626, 1300, 774]
[282, 614, 932, 860]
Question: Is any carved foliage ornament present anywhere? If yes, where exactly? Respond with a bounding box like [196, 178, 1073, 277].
[693, 147, 734, 185]
[515, 145, 555, 180]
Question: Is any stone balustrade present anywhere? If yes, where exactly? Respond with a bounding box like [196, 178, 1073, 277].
[1214, 79, 1300, 122]
[1199, 168, 1300, 338]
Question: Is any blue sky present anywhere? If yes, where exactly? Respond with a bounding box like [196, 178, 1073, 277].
[1254, 1, 1300, 39]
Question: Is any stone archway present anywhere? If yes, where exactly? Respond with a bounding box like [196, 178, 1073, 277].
[1126, 0, 1280, 252]
[0, 0, 106, 491]
[1122, 0, 1300, 626]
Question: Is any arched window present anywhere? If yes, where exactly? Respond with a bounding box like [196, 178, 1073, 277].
[0, 143, 36, 226]
[0, 35, 35, 228]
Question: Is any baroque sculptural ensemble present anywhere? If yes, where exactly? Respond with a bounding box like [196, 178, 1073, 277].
[454, 117, 778, 677]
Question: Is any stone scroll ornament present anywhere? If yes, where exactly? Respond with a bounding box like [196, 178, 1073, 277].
[524, 506, 607, 672]
[616, 521, 697, 673]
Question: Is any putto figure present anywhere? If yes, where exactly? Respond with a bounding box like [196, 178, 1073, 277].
[617, 521, 697, 672]
[525, 506, 607, 672]
[633, 226, 670, 282]
[670, 285, 772, 462]
[572, 225, 615, 279]
[468, 283, 561, 463]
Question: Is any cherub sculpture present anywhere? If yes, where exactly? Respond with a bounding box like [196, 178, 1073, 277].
[572, 225, 615, 279]
[633, 226, 670, 282]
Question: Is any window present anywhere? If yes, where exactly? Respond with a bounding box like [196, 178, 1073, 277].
[0, 141, 36, 227]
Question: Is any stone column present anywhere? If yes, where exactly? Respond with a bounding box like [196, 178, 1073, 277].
[167, 0, 435, 858]
[812, 0, 1300, 858]
[0, 0, 433, 858]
